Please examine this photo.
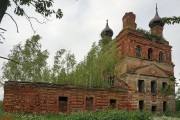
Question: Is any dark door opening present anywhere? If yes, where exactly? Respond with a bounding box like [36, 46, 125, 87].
[86, 97, 93, 111]
[59, 96, 68, 113]
[139, 100, 144, 111]
[110, 99, 116, 109]
[151, 106, 157, 112]
[163, 101, 167, 112]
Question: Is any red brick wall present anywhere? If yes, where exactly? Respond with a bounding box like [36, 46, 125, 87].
[116, 29, 172, 64]
[4, 81, 134, 114]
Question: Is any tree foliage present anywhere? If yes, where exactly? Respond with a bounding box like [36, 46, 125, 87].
[0, 0, 63, 23]
[163, 17, 180, 25]
[176, 87, 180, 111]
[51, 49, 76, 84]
[2, 35, 49, 82]
[1, 35, 118, 88]
[70, 37, 118, 88]
[0, 0, 63, 43]
[177, 87, 180, 100]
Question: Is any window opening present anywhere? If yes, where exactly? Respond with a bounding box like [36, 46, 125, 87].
[59, 96, 68, 113]
[139, 100, 144, 111]
[163, 101, 167, 112]
[151, 81, 157, 94]
[151, 106, 157, 112]
[162, 82, 167, 90]
[138, 80, 144, 92]
[109, 99, 116, 109]
[136, 45, 142, 58]
[148, 48, 153, 60]
[159, 51, 164, 62]
[108, 75, 115, 86]
[86, 97, 93, 111]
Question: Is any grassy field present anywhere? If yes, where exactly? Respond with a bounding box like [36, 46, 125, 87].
[0, 100, 180, 120]
[1, 110, 153, 120]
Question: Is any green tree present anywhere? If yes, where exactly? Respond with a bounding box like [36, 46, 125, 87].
[0, 0, 63, 24]
[177, 87, 180, 100]
[51, 49, 76, 84]
[0, 35, 119, 88]
[73, 38, 118, 88]
[2, 35, 49, 82]
[162, 17, 180, 25]
[176, 87, 180, 111]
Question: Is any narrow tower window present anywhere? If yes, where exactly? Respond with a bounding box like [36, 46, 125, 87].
[159, 51, 164, 62]
[148, 48, 153, 60]
[136, 45, 142, 58]
[138, 80, 145, 93]
[151, 81, 157, 94]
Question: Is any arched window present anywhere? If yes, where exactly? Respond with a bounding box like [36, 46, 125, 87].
[148, 48, 153, 60]
[159, 51, 164, 62]
[136, 45, 142, 58]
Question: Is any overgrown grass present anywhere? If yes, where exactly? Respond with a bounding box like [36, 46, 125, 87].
[1, 109, 153, 120]
[1, 101, 180, 120]
[1, 110, 180, 120]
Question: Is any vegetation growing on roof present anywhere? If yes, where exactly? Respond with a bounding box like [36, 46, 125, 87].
[136, 28, 166, 42]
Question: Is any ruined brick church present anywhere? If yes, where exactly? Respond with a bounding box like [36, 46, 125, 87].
[4, 7, 175, 113]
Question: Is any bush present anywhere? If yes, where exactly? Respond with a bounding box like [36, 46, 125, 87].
[176, 99, 180, 111]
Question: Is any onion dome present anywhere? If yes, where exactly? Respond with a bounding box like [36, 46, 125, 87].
[149, 4, 164, 28]
[101, 20, 113, 38]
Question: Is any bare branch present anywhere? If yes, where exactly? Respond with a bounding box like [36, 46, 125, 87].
[0, 28, 7, 31]
[0, 81, 4, 86]
[12, 0, 55, 34]
[12, 0, 36, 33]
[0, 56, 20, 64]
[0, 28, 6, 43]
[0, 34, 5, 39]
[28, 16, 46, 24]
[24, 14, 36, 33]
[5, 13, 19, 33]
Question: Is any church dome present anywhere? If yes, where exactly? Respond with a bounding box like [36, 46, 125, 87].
[101, 20, 113, 38]
[149, 5, 164, 28]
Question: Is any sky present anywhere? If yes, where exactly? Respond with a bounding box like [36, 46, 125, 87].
[0, 0, 180, 100]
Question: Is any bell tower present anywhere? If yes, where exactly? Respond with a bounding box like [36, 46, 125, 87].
[115, 8, 175, 112]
